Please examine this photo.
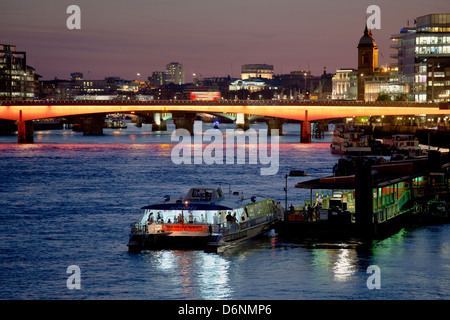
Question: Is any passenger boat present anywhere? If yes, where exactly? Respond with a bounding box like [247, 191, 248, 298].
[382, 134, 422, 157]
[330, 124, 372, 155]
[127, 186, 278, 253]
[415, 199, 450, 225]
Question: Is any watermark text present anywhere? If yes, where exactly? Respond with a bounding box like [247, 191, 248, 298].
[171, 122, 279, 176]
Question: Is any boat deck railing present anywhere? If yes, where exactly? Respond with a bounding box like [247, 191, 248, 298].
[130, 213, 276, 235]
[130, 220, 210, 235]
[284, 208, 323, 222]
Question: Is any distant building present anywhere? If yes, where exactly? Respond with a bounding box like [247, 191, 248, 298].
[70, 72, 83, 81]
[363, 68, 409, 101]
[241, 64, 273, 80]
[40, 76, 126, 100]
[0, 44, 40, 100]
[229, 79, 279, 93]
[332, 68, 357, 100]
[274, 71, 320, 99]
[165, 62, 185, 85]
[318, 67, 333, 100]
[355, 25, 409, 102]
[391, 13, 450, 101]
[148, 71, 165, 87]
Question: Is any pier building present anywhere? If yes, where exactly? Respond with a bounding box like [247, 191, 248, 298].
[277, 151, 450, 238]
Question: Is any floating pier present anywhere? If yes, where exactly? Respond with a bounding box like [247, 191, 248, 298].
[276, 151, 450, 240]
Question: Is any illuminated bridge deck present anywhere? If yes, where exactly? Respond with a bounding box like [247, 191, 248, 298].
[0, 100, 448, 122]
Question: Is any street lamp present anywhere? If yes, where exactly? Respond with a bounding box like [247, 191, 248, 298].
[304, 72, 307, 99]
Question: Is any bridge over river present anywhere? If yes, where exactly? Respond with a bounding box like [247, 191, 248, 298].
[1, 99, 448, 143]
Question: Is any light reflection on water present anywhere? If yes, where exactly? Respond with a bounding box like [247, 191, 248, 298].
[144, 250, 233, 300]
[331, 249, 357, 282]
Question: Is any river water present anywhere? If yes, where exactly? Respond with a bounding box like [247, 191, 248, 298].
[0, 122, 449, 300]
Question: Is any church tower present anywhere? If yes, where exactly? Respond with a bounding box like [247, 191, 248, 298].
[357, 24, 378, 101]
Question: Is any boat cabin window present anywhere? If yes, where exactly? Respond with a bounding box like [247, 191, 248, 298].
[185, 188, 223, 201]
[142, 209, 215, 224]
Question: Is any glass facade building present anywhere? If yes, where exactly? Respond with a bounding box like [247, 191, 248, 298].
[0, 44, 39, 100]
[391, 14, 450, 102]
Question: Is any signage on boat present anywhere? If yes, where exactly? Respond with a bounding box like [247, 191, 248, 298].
[162, 224, 209, 232]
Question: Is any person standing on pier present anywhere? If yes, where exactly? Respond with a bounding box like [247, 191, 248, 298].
[307, 205, 313, 221]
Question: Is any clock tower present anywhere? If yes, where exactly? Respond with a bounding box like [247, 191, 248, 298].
[357, 24, 378, 101]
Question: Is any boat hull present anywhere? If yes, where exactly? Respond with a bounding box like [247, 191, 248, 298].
[128, 233, 209, 251]
[205, 220, 275, 253]
[128, 220, 276, 252]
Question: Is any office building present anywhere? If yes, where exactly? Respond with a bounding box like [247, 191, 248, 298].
[148, 71, 165, 87]
[40, 76, 125, 100]
[390, 13, 450, 101]
[363, 68, 409, 101]
[165, 62, 185, 85]
[0, 44, 40, 100]
[426, 58, 450, 101]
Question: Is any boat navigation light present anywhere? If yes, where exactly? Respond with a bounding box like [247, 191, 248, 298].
[185, 200, 189, 206]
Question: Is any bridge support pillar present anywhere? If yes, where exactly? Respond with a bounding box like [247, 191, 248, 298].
[17, 110, 34, 143]
[152, 113, 167, 131]
[73, 115, 105, 135]
[355, 161, 374, 235]
[236, 113, 249, 131]
[300, 110, 311, 143]
[172, 112, 196, 135]
[135, 116, 143, 128]
[265, 118, 284, 136]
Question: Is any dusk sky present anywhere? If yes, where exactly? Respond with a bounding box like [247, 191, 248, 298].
[1, 0, 448, 81]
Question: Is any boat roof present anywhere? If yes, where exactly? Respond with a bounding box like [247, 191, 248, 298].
[295, 160, 429, 190]
[141, 186, 272, 211]
[141, 203, 234, 211]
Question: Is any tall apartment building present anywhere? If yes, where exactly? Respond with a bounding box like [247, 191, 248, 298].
[0, 44, 40, 100]
[165, 62, 185, 85]
[390, 13, 450, 102]
[241, 64, 273, 80]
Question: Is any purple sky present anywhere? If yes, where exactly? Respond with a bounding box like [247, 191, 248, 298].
[1, 0, 448, 81]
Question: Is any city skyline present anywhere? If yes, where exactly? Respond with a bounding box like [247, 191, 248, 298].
[1, 0, 448, 80]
